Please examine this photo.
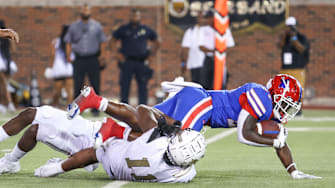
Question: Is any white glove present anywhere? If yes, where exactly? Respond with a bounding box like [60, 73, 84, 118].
[273, 124, 288, 148]
[291, 170, 322, 179]
[34, 158, 64, 177]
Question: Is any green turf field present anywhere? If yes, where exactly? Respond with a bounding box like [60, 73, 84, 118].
[0, 109, 334, 188]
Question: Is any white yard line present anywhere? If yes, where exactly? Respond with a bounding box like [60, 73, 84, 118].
[290, 117, 335, 122]
[205, 129, 237, 145]
[288, 127, 335, 132]
[102, 181, 129, 188]
[0, 149, 12, 152]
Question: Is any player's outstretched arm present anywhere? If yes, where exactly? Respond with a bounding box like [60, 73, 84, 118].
[276, 144, 322, 179]
[35, 148, 97, 177]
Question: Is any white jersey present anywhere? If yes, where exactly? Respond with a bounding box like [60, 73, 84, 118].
[0, 50, 8, 72]
[96, 128, 196, 183]
[51, 38, 73, 79]
[181, 26, 205, 69]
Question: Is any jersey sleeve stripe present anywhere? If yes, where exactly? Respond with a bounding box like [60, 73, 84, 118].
[250, 89, 266, 114]
[246, 91, 263, 117]
[181, 97, 213, 129]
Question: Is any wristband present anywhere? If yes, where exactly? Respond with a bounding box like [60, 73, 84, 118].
[286, 162, 296, 171]
[291, 36, 298, 41]
[180, 62, 185, 67]
[273, 139, 280, 148]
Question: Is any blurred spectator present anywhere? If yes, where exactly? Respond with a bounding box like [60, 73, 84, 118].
[199, 11, 235, 90]
[180, 13, 205, 83]
[278, 16, 310, 115]
[0, 20, 17, 113]
[50, 25, 73, 107]
[64, 4, 107, 115]
[0, 29, 19, 43]
[111, 8, 159, 105]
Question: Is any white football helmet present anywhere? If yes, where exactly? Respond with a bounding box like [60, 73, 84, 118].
[166, 129, 206, 167]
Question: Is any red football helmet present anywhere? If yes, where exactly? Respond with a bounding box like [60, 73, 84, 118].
[266, 74, 303, 122]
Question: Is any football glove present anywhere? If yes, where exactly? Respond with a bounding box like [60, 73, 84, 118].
[291, 170, 322, 179]
[34, 158, 64, 177]
[273, 124, 288, 148]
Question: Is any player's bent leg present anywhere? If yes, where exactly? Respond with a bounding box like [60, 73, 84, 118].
[0, 107, 36, 142]
[67, 86, 108, 119]
[0, 124, 39, 174]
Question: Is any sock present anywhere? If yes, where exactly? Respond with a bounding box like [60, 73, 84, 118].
[0, 127, 9, 142]
[7, 144, 27, 162]
[99, 118, 126, 141]
[98, 98, 108, 112]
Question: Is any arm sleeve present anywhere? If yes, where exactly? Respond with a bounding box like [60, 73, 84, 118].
[146, 26, 158, 41]
[239, 88, 273, 121]
[181, 29, 191, 48]
[112, 26, 123, 40]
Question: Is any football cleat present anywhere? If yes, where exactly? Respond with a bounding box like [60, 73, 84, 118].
[0, 154, 20, 174]
[67, 86, 102, 119]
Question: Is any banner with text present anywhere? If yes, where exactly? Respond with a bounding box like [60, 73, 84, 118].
[166, 0, 288, 31]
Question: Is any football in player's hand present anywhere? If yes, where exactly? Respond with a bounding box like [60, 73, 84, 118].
[255, 120, 280, 138]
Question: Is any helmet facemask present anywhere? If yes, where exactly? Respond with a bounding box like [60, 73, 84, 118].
[165, 129, 206, 167]
[272, 78, 302, 122]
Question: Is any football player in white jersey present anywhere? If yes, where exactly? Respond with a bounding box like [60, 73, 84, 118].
[0, 105, 206, 183]
[34, 116, 206, 183]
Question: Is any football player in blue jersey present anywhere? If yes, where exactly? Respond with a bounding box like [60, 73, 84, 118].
[68, 74, 321, 179]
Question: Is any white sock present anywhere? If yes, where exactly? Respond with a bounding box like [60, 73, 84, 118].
[98, 98, 109, 112]
[0, 126, 9, 142]
[7, 144, 26, 162]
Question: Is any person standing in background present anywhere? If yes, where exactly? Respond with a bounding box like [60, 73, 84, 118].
[198, 11, 235, 90]
[111, 8, 159, 105]
[0, 20, 17, 113]
[64, 4, 107, 116]
[50, 25, 73, 107]
[180, 13, 205, 83]
[278, 17, 310, 116]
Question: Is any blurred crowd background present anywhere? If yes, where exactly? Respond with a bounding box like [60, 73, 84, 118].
[0, 0, 334, 111]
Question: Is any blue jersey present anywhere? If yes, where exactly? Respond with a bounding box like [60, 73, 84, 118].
[154, 83, 273, 131]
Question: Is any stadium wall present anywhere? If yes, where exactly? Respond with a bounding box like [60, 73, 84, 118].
[0, 3, 334, 103]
